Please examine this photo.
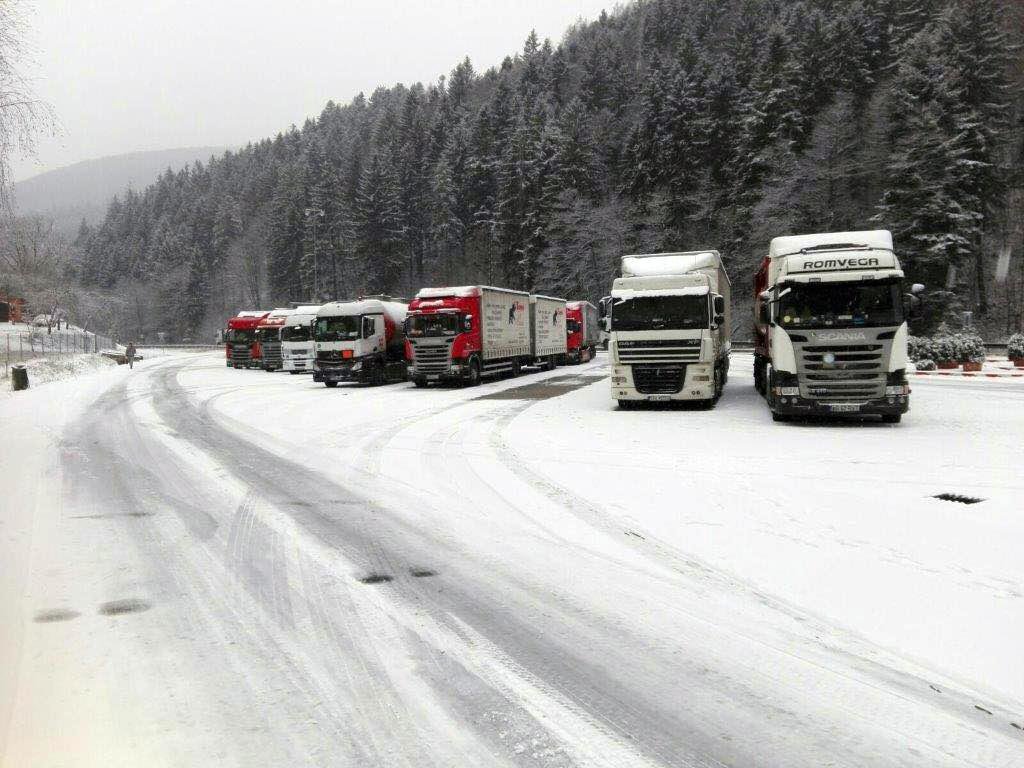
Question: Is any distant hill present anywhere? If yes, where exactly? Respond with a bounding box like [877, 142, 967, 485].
[12, 146, 228, 233]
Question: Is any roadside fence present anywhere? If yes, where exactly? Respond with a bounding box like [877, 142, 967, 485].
[1, 327, 118, 379]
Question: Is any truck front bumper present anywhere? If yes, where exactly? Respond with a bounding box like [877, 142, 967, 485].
[610, 363, 715, 401]
[313, 362, 364, 383]
[283, 358, 313, 372]
[408, 361, 464, 383]
[771, 393, 909, 417]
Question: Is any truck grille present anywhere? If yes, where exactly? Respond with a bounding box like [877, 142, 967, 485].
[262, 341, 282, 367]
[632, 364, 686, 394]
[617, 339, 701, 363]
[411, 343, 451, 375]
[799, 344, 886, 400]
[231, 345, 251, 364]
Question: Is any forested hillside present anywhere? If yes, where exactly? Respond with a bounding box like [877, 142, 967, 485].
[73, 0, 1022, 342]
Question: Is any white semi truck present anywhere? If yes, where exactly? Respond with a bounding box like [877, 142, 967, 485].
[313, 297, 408, 387]
[753, 230, 922, 423]
[280, 305, 320, 374]
[609, 251, 731, 408]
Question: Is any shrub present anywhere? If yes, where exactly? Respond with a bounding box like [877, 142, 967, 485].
[915, 358, 936, 371]
[907, 335, 935, 363]
[931, 334, 958, 363]
[1008, 333, 1024, 360]
[955, 332, 986, 363]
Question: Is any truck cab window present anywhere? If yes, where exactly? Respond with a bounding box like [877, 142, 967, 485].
[611, 296, 710, 331]
[777, 280, 903, 329]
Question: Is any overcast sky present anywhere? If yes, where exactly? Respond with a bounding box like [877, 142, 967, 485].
[13, 0, 614, 181]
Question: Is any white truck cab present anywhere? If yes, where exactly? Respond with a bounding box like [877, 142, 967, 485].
[281, 305, 319, 374]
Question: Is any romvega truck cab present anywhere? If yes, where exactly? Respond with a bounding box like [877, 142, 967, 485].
[529, 294, 567, 370]
[609, 251, 731, 408]
[406, 285, 531, 387]
[313, 297, 408, 387]
[280, 305, 319, 374]
[753, 230, 922, 423]
[225, 311, 269, 368]
[566, 300, 599, 363]
[256, 308, 293, 371]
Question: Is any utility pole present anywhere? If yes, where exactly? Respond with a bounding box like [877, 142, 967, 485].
[304, 207, 325, 301]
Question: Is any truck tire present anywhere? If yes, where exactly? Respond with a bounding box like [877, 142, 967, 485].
[881, 414, 901, 424]
[288, 370, 300, 375]
[325, 381, 338, 388]
[467, 358, 481, 387]
[510, 358, 521, 377]
[413, 378, 428, 388]
[617, 399, 635, 410]
[771, 411, 790, 422]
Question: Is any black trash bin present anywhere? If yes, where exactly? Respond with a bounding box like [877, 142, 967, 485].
[11, 365, 29, 391]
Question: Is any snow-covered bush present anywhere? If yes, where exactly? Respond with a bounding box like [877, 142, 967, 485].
[1008, 333, 1024, 360]
[955, 332, 986, 363]
[907, 335, 935, 363]
[931, 334, 958, 363]
[915, 359, 936, 371]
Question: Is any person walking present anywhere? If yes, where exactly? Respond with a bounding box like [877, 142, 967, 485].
[125, 341, 137, 369]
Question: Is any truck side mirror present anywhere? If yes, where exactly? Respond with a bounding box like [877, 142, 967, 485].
[464, 315, 473, 332]
[911, 283, 925, 295]
[362, 317, 374, 338]
[713, 295, 726, 316]
[904, 293, 923, 321]
[758, 303, 770, 326]
[714, 314, 725, 327]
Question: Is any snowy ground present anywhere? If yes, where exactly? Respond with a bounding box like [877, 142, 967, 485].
[2, 351, 1022, 767]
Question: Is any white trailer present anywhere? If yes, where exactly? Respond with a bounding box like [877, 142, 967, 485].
[529, 294, 567, 370]
[609, 250, 731, 408]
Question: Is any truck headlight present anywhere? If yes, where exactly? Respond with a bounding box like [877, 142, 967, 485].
[885, 384, 909, 396]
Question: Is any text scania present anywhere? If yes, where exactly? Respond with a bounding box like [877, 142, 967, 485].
[801, 257, 880, 270]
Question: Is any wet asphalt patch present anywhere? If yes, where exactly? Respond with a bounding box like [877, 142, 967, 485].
[98, 599, 152, 616]
[33, 609, 80, 623]
[357, 574, 393, 585]
[933, 493, 984, 505]
[71, 511, 153, 520]
[410, 569, 437, 578]
[475, 374, 606, 401]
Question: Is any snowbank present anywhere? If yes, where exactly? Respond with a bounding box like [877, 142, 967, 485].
[1, 353, 118, 392]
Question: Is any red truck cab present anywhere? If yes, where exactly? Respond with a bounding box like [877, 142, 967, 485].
[225, 311, 269, 368]
[565, 300, 599, 364]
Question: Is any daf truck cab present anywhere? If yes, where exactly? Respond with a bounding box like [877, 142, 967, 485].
[753, 230, 923, 423]
[609, 251, 731, 408]
[280, 305, 319, 374]
[313, 297, 408, 387]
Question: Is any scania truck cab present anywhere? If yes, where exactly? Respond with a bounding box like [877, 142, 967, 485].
[280, 305, 319, 374]
[609, 251, 731, 408]
[753, 230, 921, 423]
[225, 311, 269, 368]
[256, 308, 293, 371]
[405, 285, 532, 387]
[313, 298, 408, 387]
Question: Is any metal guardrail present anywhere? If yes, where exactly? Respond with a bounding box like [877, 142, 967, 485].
[136, 344, 221, 350]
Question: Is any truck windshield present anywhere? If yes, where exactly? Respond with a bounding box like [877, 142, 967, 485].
[611, 296, 709, 331]
[226, 329, 254, 343]
[566, 319, 581, 334]
[314, 316, 361, 341]
[256, 328, 280, 342]
[281, 325, 311, 342]
[408, 313, 459, 337]
[777, 280, 902, 329]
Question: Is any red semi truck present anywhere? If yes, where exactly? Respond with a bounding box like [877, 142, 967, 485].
[405, 285, 532, 387]
[225, 311, 269, 368]
[565, 300, 599, 363]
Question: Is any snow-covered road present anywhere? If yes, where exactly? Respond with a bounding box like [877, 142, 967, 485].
[3, 352, 1022, 767]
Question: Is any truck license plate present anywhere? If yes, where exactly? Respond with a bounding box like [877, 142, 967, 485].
[649, 395, 671, 402]
[828, 403, 860, 413]
[427, 375, 440, 381]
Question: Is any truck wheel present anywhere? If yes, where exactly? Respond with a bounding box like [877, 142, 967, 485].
[467, 358, 481, 386]
[288, 370, 299, 375]
[881, 414, 901, 424]
[510, 358, 521, 377]
[617, 399, 635, 410]
[325, 381, 338, 388]
[771, 411, 790, 422]
[413, 378, 428, 388]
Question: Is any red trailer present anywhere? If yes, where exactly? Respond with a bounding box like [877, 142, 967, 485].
[565, 300, 599, 363]
[225, 311, 269, 368]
